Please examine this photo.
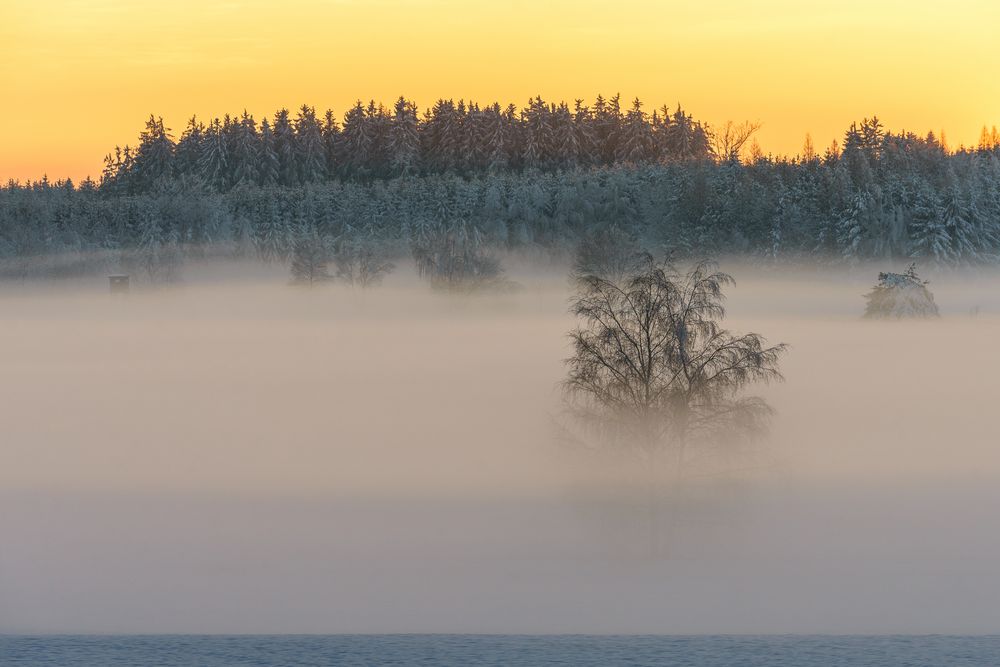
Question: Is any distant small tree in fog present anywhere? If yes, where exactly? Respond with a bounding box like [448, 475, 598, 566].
[711, 120, 762, 162]
[289, 229, 332, 286]
[411, 219, 510, 291]
[563, 256, 785, 552]
[334, 235, 395, 288]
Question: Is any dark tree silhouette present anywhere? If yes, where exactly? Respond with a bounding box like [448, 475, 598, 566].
[564, 256, 786, 552]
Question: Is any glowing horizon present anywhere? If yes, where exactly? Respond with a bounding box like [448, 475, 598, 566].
[3, 0, 1000, 183]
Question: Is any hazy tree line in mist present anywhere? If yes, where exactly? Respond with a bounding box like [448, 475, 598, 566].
[4, 96, 1000, 281]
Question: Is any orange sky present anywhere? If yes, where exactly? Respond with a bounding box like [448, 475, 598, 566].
[3, 0, 999, 183]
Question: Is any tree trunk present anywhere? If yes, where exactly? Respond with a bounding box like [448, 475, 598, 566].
[646, 447, 659, 557]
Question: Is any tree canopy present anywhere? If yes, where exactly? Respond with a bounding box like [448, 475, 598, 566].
[564, 257, 786, 468]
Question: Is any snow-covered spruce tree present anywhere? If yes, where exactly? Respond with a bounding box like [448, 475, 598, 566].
[321, 109, 340, 177]
[521, 96, 553, 170]
[230, 112, 259, 187]
[339, 102, 374, 179]
[907, 187, 953, 264]
[197, 119, 229, 192]
[482, 103, 511, 172]
[132, 115, 175, 192]
[389, 96, 421, 177]
[551, 102, 580, 169]
[173, 117, 204, 180]
[273, 108, 299, 187]
[863, 263, 939, 318]
[128, 209, 181, 284]
[257, 118, 280, 186]
[615, 98, 653, 164]
[255, 203, 293, 262]
[289, 228, 332, 287]
[295, 105, 327, 184]
[939, 187, 978, 262]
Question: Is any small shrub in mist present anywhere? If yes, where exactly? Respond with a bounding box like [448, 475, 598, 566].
[863, 264, 939, 319]
[333, 234, 395, 288]
[289, 229, 332, 287]
[411, 219, 514, 292]
[563, 255, 786, 553]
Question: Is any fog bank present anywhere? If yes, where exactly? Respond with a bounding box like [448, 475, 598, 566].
[2, 261, 999, 633]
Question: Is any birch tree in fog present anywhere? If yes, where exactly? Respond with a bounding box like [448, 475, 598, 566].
[564, 256, 785, 551]
[566, 256, 785, 462]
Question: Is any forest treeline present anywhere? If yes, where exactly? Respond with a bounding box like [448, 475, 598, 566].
[3, 95, 1000, 278]
[99, 96, 716, 189]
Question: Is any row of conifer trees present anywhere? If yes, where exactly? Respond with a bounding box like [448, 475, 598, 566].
[4, 103, 1000, 278]
[100, 95, 715, 193]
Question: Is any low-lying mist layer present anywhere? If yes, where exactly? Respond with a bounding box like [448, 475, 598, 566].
[2, 260, 999, 633]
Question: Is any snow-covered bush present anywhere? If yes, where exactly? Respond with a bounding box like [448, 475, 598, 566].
[863, 264, 939, 318]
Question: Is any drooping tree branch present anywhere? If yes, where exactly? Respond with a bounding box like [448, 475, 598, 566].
[564, 255, 786, 463]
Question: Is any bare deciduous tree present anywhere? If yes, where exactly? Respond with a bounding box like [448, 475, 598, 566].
[334, 235, 395, 288]
[412, 219, 511, 291]
[289, 229, 332, 287]
[563, 256, 785, 552]
[710, 120, 762, 163]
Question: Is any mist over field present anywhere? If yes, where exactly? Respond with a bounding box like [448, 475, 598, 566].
[2, 259, 1000, 634]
